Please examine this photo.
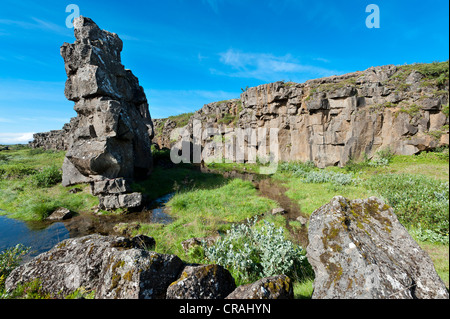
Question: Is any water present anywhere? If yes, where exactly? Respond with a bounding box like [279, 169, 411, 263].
[0, 193, 175, 262]
[0, 214, 70, 262]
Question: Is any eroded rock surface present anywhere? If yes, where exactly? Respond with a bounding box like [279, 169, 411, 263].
[226, 275, 293, 299]
[61, 16, 154, 189]
[166, 264, 236, 299]
[5, 234, 182, 299]
[306, 196, 449, 299]
[153, 64, 449, 168]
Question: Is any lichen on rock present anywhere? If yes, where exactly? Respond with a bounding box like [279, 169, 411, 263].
[307, 196, 449, 299]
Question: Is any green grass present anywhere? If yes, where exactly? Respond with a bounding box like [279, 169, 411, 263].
[0, 147, 98, 221]
[132, 178, 278, 258]
[131, 165, 228, 202]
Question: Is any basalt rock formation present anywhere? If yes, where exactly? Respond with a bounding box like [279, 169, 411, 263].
[154, 62, 449, 168]
[29, 122, 72, 151]
[306, 196, 449, 299]
[60, 17, 154, 209]
[33, 62, 448, 168]
[5, 234, 292, 299]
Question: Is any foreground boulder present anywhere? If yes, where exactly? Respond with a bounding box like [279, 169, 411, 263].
[60, 16, 153, 209]
[226, 275, 293, 299]
[5, 234, 183, 299]
[166, 264, 236, 299]
[307, 196, 449, 299]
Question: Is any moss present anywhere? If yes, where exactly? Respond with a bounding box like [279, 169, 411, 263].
[110, 273, 121, 290]
[123, 270, 134, 281]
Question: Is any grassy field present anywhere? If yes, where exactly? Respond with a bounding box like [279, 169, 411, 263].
[0, 146, 98, 220]
[1, 144, 449, 297]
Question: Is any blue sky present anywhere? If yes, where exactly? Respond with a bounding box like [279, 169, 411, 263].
[0, 0, 448, 144]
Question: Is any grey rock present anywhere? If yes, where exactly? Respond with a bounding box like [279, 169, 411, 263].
[46, 207, 73, 221]
[5, 234, 181, 299]
[91, 178, 131, 196]
[306, 196, 449, 299]
[98, 192, 143, 210]
[61, 16, 153, 188]
[226, 275, 293, 299]
[181, 235, 220, 253]
[166, 264, 236, 299]
[271, 207, 287, 216]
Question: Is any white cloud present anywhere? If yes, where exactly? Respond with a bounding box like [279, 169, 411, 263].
[0, 17, 70, 36]
[0, 132, 35, 144]
[148, 89, 239, 119]
[214, 49, 340, 82]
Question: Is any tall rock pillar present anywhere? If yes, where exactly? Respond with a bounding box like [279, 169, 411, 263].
[61, 16, 153, 209]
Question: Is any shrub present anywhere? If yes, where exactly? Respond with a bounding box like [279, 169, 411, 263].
[365, 174, 449, 243]
[204, 218, 311, 285]
[31, 165, 62, 188]
[0, 164, 36, 179]
[0, 244, 30, 286]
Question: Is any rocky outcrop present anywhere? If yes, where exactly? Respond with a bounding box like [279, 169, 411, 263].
[60, 17, 154, 196]
[226, 275, 293, 299]
[166, 264, 236, 299]
[156, 63, 449, 168]
[29, 123, 72, 151]
[306, 196, 449, 299]
[5, 234, 183, 299]
[4, 234, 298, 299]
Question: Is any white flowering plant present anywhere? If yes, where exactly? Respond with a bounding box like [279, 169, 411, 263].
[204, 217, 311, 285]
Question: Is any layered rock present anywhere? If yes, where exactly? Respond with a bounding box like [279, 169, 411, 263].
[5, 234, 183, 299]
[155, 63, 449, 168]
[166, 264, 236, 299]
[29, 122, 72, 151]
[226, 275, 293, 299]
[306, 196, 449, 299]
[60, 17, 154, 194]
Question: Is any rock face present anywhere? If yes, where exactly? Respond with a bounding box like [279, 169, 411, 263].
[154, 63, 449, 168]
[5, 234, 183, 299]
[226, 275, 293, 299]
[166, 264, 236, 299]
[4, 234, 245, 300]
[29, 123, 72, 151]
[306, 196, 449, 299]
[60, 16, 154, 188]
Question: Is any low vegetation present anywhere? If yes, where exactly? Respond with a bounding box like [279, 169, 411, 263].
[0, 146, 97, 221]
[0, 143, 448, 298]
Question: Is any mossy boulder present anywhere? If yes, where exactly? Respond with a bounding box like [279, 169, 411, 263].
[226, 275, 293, 299]
[166, 264, 236, 299]
[307, 196, 449, 299]
[5, 234, 183, 299]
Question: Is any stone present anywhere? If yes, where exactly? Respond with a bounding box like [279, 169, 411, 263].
[226, 275, 293, 299]
[271, 207, 287, 216]
[68, 187, 82, 194]
[91, 178, 131, 196]
[5, 234, 182, 299]
[166, 264, 236, 299]
[296, 216, 308, 226]
[61, 16, 154, 187]
[181, 235, 220, 253]
[98, 192, 143, 210]
[306, 196, 449, 299]
[46, 207, 73, 221]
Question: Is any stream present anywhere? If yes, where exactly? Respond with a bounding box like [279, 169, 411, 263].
[0, 193, 174, 262]
[199, 166, 310, 247]
[1, 167, 309, 263]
